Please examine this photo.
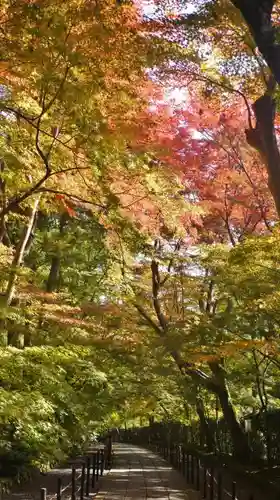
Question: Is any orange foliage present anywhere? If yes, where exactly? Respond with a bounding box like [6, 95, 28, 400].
[141, 94, 276, 243]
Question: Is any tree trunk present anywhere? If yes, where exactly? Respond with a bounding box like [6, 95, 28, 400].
[149, 416, 155, 426]
[0, 160, 11, 247]
[231, 1, 280, 84]
[46, 256, 61, 292]
[0, 217, 11, 247]
[24, 211, 38, 257]
[46, 214, 67, 293]
[230, 1, 280, 216]
[216, 387, 250, 459]
[195, 395, 215, 452]
[7, 329, 24, 349]
[1, 197, 40, 346]
[245, 93, 280, 216]
[5, 197, 40, 306]
[137, 303, 252, 459]
[209, 362, 251, 460]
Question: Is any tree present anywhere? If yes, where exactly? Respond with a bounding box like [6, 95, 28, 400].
[147, 0, 280, 216]
[127, 243, 253, 459]
[0, 0, 156, 219]
[3, 0, 280, 480]
[231, 1, 280, 82]
[0, 0, 196, 481]
[143, 91, 276, 243]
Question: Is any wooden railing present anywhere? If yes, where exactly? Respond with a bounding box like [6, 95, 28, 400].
[121, 427, 280, 500]
[39, 437, 112, 500]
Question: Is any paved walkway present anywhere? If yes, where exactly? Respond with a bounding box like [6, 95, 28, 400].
[2, 443, 201, 500]
[96, 443, 201, 500]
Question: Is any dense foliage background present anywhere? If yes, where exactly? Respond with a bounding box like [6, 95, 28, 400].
[1, 0, 280, 486]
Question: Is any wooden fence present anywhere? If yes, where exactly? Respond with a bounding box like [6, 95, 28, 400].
[122, 426, 280, 500]
[39, 438, 112, 500]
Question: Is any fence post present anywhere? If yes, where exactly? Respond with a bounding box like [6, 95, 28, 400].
[182, 448, 185, 476]
[104, 443, 108, 470]
[96, 450, 100, 482]
[217, 472, 222, 500]
[85, 457, 90, 496]
[57, 478, 62, 500]
[101, 449, 105, 476]
[196, 457, 200, 491]
[232, 481, 236, 500]
[203, 467, 207, 498]
[92, 453, 96, 489]
[191, 454, 195, 484]
[186, 453, 190, 483]
[40, 488, 47, 500]
[80, 462, 85, 500]
[209, 467, 214, 500]
[72, 466, 76, 500]
[107, 435, 112, 469]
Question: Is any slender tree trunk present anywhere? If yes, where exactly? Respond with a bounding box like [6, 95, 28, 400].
[137, 310, 252, 458]
[195, 395, 215, 452]
[46, 256, 61, 292]
[1, 197, 40, 347]
[149, 416, 155, 426]
[180, 353, 251, 458]
[0, 217, 11, 247]
[5, 197, 40, 306]
[0, 160, 11, 247]
[24, 211, 38, 257]
[46, 214, 67, 292]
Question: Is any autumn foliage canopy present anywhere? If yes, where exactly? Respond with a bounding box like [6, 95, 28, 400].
[0, 0, 280, 480]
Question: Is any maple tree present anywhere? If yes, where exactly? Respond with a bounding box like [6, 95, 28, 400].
[215, 0, 280, 217]
[2, 0, 280, 484]
[0, 0, 195, 483]
[146, 0, 280, 216]
[0, 0, 177, 223]
[118, 228, 280, 459]
[171, 99, 276, 244]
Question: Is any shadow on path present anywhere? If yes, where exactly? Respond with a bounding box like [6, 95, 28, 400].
[96, 443, 202, 500]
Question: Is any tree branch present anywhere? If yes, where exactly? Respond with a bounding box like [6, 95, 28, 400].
[135, 303, 164, 335]
[36, 188, 107, 210]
